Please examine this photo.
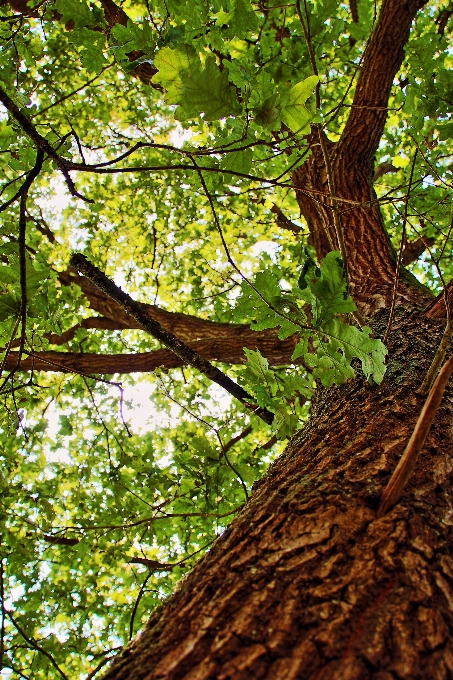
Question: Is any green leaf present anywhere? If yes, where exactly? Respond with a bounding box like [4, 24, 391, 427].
[0, 294, 19, 321]
[228, 0, 259, 38]
[272, 405, 299, 440]
[308, 318, 387, 386]
[55, 0, 92, 28]
[220, 148, 253, 174]
[153, 45, 241, 121]
[281, 75, 319, 132]
[301, 250, 356, 325]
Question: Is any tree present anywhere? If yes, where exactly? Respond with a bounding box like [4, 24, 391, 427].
[0, 0, 453, 676]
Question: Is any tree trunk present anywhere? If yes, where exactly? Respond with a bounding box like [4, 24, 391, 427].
[98, 2, 453, 676]
[102, 309, 453, 680]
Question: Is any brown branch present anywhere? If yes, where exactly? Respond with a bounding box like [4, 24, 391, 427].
[57, 268, 248, 342]
[5, 610, 69, 680]
[6, 333, 297, 374]
[43, 535, 79, 546]
[401, 236, 435, 266]
[424, 278, 453, 319]
[373, 162, 398, 181]
[222, 424, 253, 455]
[0, 87, 91, 202]
[69, 253, 274, 425]
[338, 0, 429, 165]
[270, 204, 302, 234]
[129, 558, 173, 570]
[378, 353, 453, 517]
[349, 0, 359, 23]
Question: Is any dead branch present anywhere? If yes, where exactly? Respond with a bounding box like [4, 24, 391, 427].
[69, 253, 274, 424]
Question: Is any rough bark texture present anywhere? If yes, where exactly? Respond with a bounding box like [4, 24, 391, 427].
[293, 0, 430, 317]
[58, 268, 249, 343]
[97, 2, 453, 677]
[103, 310, 453, 680]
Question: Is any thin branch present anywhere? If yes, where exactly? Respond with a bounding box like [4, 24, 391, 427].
[0, 87, 91, 202]
[129, 572, 152, 641]
[69, 254, 274, 425]
[86, 653, 119, 680]
[32, 66, 113, 119]
[5, 610, 69, 680]
[222, 424, 253, 455]
[377, 352, 453, 517]
[18, 191, 27, 365]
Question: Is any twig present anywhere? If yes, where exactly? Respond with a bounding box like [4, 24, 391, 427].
[5, 609, 69, 680]
[69, 253, 274, 425]
[382, 150, 418, 345]
[222, 424, 253, 455]
[0, 147, 44, 213]
[0, 87, 92, 203]
[377, 352, 453, 517]
[86, 652, 120, 680]
[129, 571, 152, 640]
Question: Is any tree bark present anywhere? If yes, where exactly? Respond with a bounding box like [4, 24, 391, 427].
[293, 0, 431, 317]
[97, 3, 453, 676]
[102, 310, 453, 680]
[6, 331, 297, 373]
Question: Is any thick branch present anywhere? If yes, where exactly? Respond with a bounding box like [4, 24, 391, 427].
[338, 0, 428, 164]
[293, 0, 432, 316]
[58, 268, 248, 343]
[6, 334, 297, 374]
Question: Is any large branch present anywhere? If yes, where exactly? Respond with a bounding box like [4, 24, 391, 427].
[4, 333, 297, 373]
[58, 268, 247, 343]
[338, 0, 428, 164]
[293, 0, 432, 316]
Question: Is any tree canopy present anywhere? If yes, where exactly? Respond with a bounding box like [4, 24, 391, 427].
[0, 0, 452, 676]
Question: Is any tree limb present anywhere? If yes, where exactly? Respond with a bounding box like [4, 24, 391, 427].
[69, 253, 274, 424]
[338, 0, 428, 165]
[58, 268, 249, 342]
[4, 334, 297, 374]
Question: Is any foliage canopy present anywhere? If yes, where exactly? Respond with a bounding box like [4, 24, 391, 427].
[0, 0, 452, 676]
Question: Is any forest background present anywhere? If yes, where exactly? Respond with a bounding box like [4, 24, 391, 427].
[0, 0, 452, 677]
